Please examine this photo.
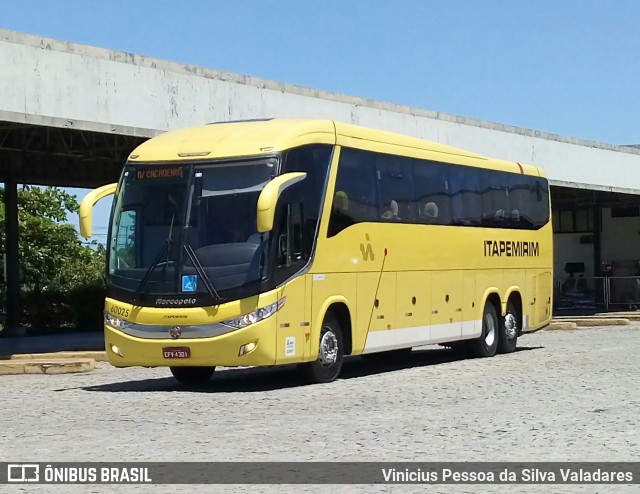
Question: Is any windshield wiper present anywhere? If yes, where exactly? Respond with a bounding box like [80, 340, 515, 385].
[133, 214, 175, 302]
[132, 237, 172, 302]
[183, 245, 222, 302]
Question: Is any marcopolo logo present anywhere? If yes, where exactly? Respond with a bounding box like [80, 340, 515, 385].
[484, 240, 539, 257]
[155, 298, 197, 307]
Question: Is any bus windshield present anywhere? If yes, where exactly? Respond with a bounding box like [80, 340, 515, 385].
[107, 159, 277, 303]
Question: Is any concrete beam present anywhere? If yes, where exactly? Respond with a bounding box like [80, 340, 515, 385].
[2, 28, 640, 194]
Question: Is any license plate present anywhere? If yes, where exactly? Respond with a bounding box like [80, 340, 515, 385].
[162, 347, 191, 359]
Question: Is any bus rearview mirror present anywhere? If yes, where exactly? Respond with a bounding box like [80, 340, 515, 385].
[256, 172, 307, 233]
[79, 182, 117, 238]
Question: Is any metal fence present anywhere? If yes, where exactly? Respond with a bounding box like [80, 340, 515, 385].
[555, 276, 640, 311]
[607, 276, 640, 309]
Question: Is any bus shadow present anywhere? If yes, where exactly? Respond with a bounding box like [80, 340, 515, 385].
[80, 345, 541, 394]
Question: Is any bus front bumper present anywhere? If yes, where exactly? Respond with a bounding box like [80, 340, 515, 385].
[104, 319, 278, 368]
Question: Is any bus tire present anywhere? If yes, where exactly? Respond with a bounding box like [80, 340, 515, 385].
[468, 301, 499, 358]
[303, 315, 344, 383]
[498, 299, 519, 354]
[170, 366, 215, 385]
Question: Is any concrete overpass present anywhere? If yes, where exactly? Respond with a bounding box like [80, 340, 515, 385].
[2, 28, 640, 328]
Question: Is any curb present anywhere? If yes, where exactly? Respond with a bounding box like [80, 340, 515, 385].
[0, 351, 107, 361]
[0, 358, 95, 376]
[555, 314, 640, 320]
[560, 318, 630, 327]
[546, 322, 578, 331]
[548, 318, 632, 329]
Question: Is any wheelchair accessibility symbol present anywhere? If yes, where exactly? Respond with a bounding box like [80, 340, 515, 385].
[182, 275, 197, 293]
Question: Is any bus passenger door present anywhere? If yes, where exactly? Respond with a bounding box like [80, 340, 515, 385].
[276, 276, 309, 364]
[430, 271, 463, 343]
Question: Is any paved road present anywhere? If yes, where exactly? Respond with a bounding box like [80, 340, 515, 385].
[2, 326, 640, 493]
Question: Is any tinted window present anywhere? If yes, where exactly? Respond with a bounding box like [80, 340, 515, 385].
[481, 171, 510, 227]
[328, 148, 378, 236]
[376, 153, 415, 222]
[414, 161, 451, 225]
[528, 177, 550, 228]
[273, 144, 332, 283]
[451, 165, 482, 226]
[328, 147, 549, 236]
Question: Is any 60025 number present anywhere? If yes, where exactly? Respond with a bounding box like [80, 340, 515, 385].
[109, 305, 130, 318]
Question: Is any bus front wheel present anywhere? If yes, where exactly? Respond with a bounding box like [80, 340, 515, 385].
[468, 301, 499, 358]
[303, 316, 344, 383]
[170, 366, 215, 385]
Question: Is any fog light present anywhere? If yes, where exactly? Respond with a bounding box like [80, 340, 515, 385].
[110, 344, 123, 357]
[238, 342, 257, 356]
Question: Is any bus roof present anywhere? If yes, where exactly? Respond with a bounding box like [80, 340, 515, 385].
[128, 119, 543, 177]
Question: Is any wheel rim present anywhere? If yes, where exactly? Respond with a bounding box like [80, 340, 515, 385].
[318, 329, 338, 367]
[504, 312, 518, 339]
[484, 312, 496, 347]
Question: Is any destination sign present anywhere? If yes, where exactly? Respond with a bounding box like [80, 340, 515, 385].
[136, 168, 184, 180]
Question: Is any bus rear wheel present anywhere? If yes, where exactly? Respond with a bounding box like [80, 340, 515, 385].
[170, 366, 215, 385]
[303, 315, 344, 384]
[468, 301, 499, 358]
[498, 299, 519, 354]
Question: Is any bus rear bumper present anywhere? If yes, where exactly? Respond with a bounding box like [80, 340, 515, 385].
[104, 321, 278, 368]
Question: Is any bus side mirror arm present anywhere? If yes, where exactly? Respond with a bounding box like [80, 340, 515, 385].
[79, 183, 117, 238]
[256, 172, 306, 233]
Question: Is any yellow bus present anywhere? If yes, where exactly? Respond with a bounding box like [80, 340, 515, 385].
[80, 119, 553, 384]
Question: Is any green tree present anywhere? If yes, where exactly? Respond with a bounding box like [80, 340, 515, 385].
[0, 186, 106, 329]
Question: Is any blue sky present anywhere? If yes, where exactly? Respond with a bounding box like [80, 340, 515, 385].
[3, 0, 640, 234]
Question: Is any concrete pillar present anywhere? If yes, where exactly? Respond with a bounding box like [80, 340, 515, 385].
[3, 178, 21, 333]
[593, 204, 602, 276]
[592, 203, 605, 308]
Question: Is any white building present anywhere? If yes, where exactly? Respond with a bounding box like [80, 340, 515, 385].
[1, 28, 639, 325]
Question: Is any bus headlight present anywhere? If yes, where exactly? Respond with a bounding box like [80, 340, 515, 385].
[222, 297, 286, 329]
[104, 312, 132, 330]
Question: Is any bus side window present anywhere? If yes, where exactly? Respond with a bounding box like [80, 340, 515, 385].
[449, 165, 481, 226]
[376, 154, 414, 222]
[414, 160, 451, 225]
[114, 209, 137, 268]
[273, 144, 332, 283]
[277, 202, 304, 267]
[328, 148, 378, 236]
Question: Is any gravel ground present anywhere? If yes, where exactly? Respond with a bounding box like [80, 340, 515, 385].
[1, 325, 639, 493]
